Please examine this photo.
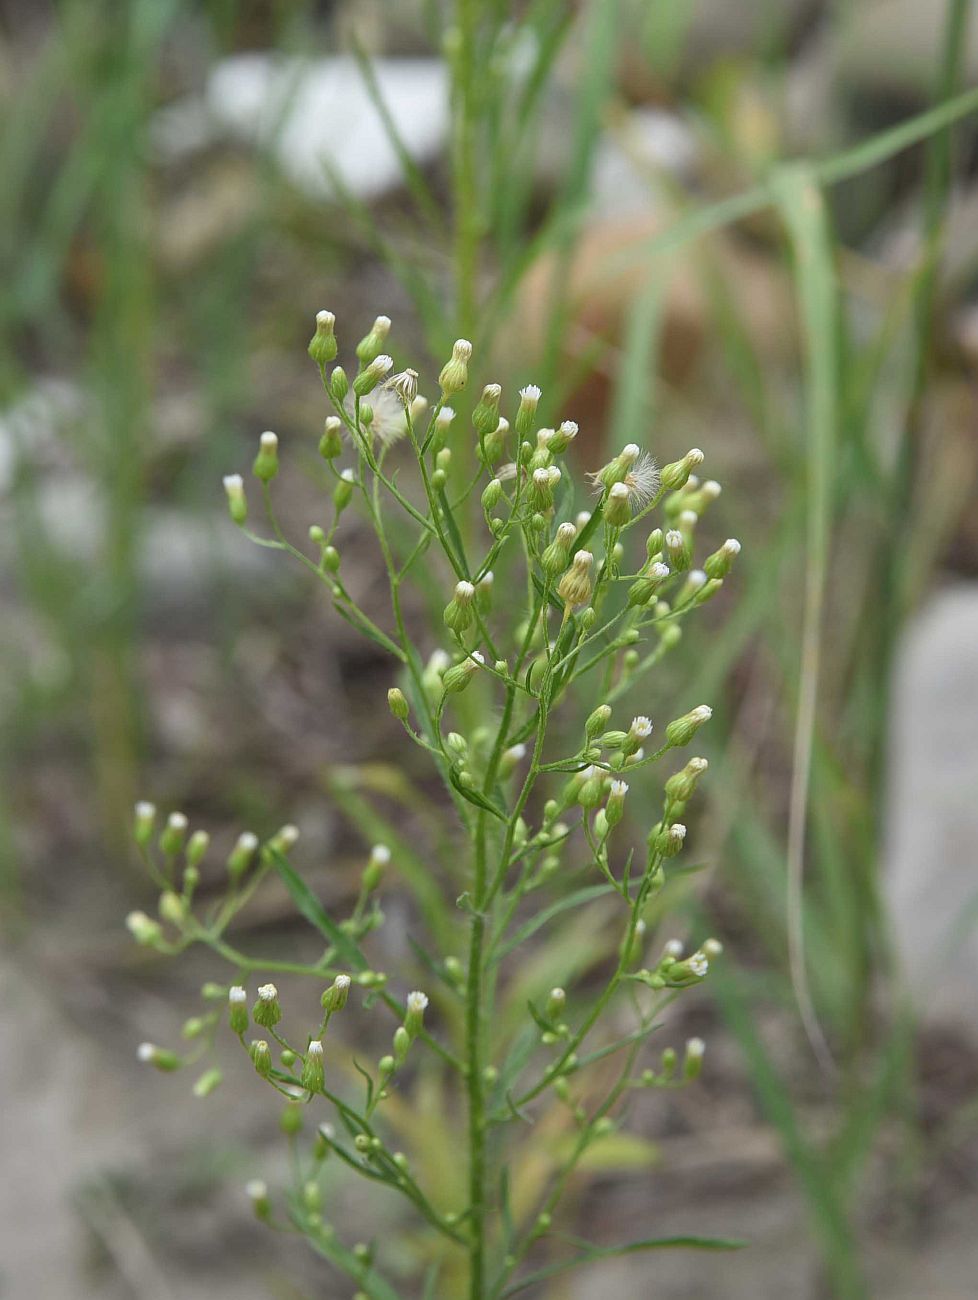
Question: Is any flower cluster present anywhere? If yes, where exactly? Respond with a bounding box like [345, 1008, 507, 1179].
[135, 311, 740, 1297]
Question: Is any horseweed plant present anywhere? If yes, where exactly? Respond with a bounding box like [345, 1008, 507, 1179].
[129, 310, 742, 1298]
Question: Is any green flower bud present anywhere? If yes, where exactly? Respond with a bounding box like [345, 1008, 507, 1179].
[249, 1039, 272, 1077]
[308, 310, 337, 367]
[481, 478, 503, 511]
[704, 538, 741, 580]
[556, 550, 594, 608]
[442, 652, 485, 694]
[222, 474, 247, 525]
[605, 778, 628, 827]
[355, 314, 391, 366]
[388, 687, 409, 721]
[319, 415, 344, 460]
[664, 756, 708, 803]
[547, 420, 578, 456]
[159, 890, 185, 928]
[334, 468, 355, 512]
[252, 983, 282, 1029]
[530, 465, 560, 511]
[684, 1037, 705, 1079]
[159, 811, 189, 857]
[185, 829, 210, 868]
[252, 431, 279, 483]
[280, 1100, 304, 1134]
[228, 985, 249, 1035]
[585, 704, 612, 740]
[483, 417, 510, 463]
[545, 987, 566, 1022]
[443, 580, 475, 633]
[660, 447, 704, 491]
[515, 385, 541, 437]
[246, 1179, 270, 1219]
[322, 545, 340, 573]
[137, 1042, 181, 1071]
[133, 800, 156, 848]
[438, 339, 472, 396]
[665, 704, 712, 748]
[321, 973, 352, 1013]
[353, 354, 393, 398]
[604, 481, 631, 527]
[228, 831, 258, 880]
[301, 1040, 325, 1092]
[627, 562, 671, 608]
[330, 366, 349, 401]
[472, 383, 502, 437]
[192, 1066, 223, 1098]
[393, 1024, 411, 1064]
[404, 990, 428, 1039]
[664, 529, 690, 572]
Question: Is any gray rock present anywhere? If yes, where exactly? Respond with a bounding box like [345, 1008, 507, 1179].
[885, 584, 978, 1028]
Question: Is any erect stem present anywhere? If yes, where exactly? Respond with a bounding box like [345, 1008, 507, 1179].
[466, 810, 489, 1300]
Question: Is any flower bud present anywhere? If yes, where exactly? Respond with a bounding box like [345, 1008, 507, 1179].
[442, 651, 485, 694]
[321, 973, 352, 1014]
[137, 1042, 181, 1071]
[665, 705, 712, 748]
[388, 687, 409, 721]
[438, 339, 472, 395]
[585, 704, 612, 740]
[250, 1039, 273, 1077]
[158, 890, 185, 927]
[319, 415, 343, 460]
[515, 384, 541, 436]
[626, 562, 671, 609]
[483, 417, 509, 462]
[355, 314, 392, 365]
[157, 811, 187, 858]
[185, 829, 209, 868]
[325, 473, 351, 520]
[301, 1039, 325, 1092]
[472, 383, 502, 437]
[443, 580, 476, 633]
[664, 529, 690, 572]
[576, 764, 606, 809]
[664, 756, 708, 802]
[541, 521, 577, 579]
[548, 420, 578, 455]
[228, 831, 258, 880]
[645, 528, 664, 561]
[605, 779, 628, 827]
[193, 1067, 223, 1098]
[308, 309, 337, 367]
[594, 443, 640, 492]
[229, 985, 249, 1035]
[253, 983, 282, 1029]
[353, 354, 393, 397]
[604, 481, 631, 527]
[330, 365, 349, 401]
[546, 982, 569, 1024]
[660, 447, 704, 491]
[683, 1036, 705, 1079]
[481, 478, 503, 511]
[252, 431, 279, 483]
[223, 474, 247, 525]
[393, 1024, 411, 1064]
[530, 465, 561, 511]
[704, 538, 741, 580]
[133, 801, 156, 848]
[557, 550, 594, 608]
[404, 990, 428, 1039]
[363, 844, 390, 893]
[476, 571, 493, 614]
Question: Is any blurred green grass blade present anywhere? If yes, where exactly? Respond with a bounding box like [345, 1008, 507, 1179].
[267, 846, 368, 971]
[711, 969, 869, 1300]
[502, 1234, 746, 1296]
[349, 33, 447, 237]
[608, 271, 667, 454]
[772, 163, 838, 1075]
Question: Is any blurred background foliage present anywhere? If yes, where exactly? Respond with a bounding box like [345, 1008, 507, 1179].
[3, 0, 978, 1297]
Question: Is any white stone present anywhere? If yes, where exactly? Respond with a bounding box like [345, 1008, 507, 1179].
[885, 585, 978, 1026]
[156, 55, 449, 202]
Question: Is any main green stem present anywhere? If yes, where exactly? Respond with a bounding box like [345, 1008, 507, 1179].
[466, 810, 489, 1299]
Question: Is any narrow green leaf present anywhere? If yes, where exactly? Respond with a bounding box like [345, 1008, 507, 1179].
[266, 846, 367, 971]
